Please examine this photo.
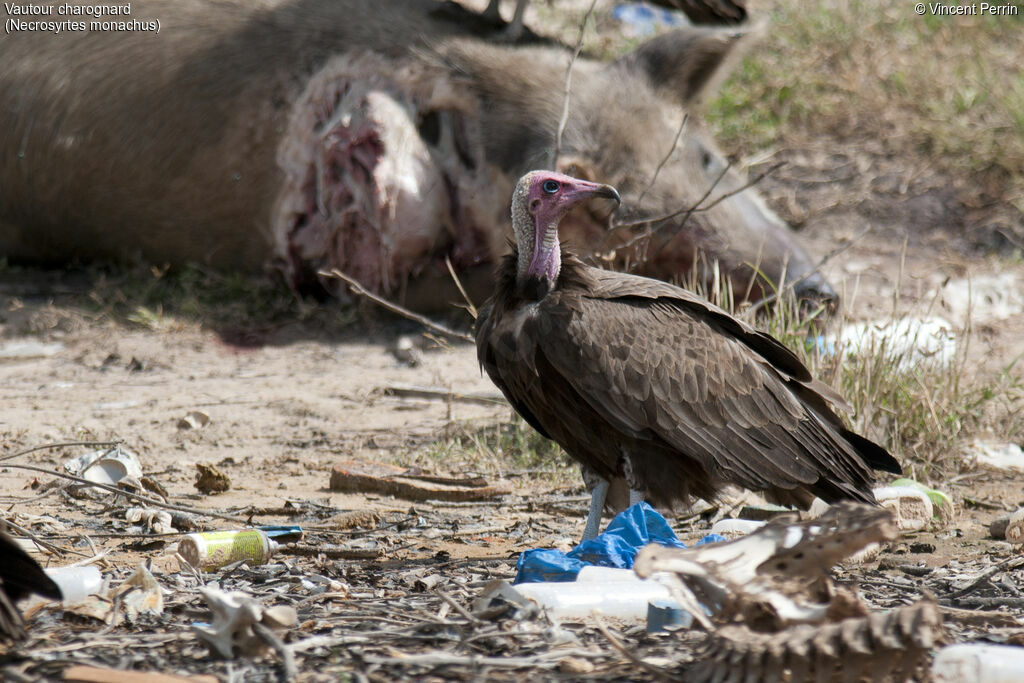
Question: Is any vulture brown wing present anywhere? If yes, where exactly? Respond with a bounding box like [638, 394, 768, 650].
[530, 284, 881, 500]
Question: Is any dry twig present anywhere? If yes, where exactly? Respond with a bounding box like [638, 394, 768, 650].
[4, 463, 249, 524]
[320, 269, 473, 343]
[550, 0, 599, 168]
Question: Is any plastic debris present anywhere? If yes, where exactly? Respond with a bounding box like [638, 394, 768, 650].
[932, 643, 1024, 682]
[647, 598, 691, 633]
[968, 441, 1024, 472]
[193, 588, 298, 659]
[45, 566, 103, 604]
[612, 3, 686, 37]
[816, 316, 957, 369]
[935, 272, 1024, 323]
[890, 477, 955, 523]
[391, 336, 424, 366]
[178, 529, 282, 571]
[874, 485, 934, 531]
[514, 575, 671, 621]
[515, 502, 717, 584]
[64, 446, 144, 495]
[0, 339, 64, 358]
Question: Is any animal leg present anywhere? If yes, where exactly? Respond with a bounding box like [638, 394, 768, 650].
[581, 466, 610, 541]
[623, 453, 646, 507]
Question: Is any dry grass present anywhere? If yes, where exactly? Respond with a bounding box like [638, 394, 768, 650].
[740, 281, 1024, 484]
[708, 0, 1024, 207]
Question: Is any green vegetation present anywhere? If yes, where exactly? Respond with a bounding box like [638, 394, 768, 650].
[409, 416, 578, 487]
[706, 0, 1024, 203]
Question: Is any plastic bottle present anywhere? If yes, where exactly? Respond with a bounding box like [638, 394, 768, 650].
[178, 529, 279, 570]
[45, 565, 103, 603]
[932, 643, 1024, 682]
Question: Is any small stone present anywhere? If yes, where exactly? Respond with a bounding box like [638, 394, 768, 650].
[909, 542, 936, 554]
[195, 463, 230, 494]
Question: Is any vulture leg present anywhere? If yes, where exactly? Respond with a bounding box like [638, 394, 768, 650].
[582, 478, 609, 541]
[623, 453, 645, 507]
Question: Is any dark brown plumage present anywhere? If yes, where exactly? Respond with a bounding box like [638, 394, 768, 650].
[477, 171, 900, 539]
[0, 531, 62, 641]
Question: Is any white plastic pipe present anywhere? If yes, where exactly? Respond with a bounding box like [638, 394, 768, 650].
[932, 643, 1024, 683]
[515, 579, 670, 620]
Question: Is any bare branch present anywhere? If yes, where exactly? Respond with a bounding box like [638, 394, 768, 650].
[445, 255, 478, 320]
[550, 0, 598, 169]
[611, 161, 786, 269]
[5, 463, 250, 525]
[319, 269, 474, 343]
[0, 440, 122, 464]
[594, 615, 677, 681]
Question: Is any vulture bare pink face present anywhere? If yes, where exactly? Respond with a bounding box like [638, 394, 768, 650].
[520, 171, 620, 282]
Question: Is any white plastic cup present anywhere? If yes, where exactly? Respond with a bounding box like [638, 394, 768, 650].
[932, 643, 1024, 682]
[45, 565, 103, 603]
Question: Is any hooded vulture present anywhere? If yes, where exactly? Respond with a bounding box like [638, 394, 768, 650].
[476, 171, 901, 540]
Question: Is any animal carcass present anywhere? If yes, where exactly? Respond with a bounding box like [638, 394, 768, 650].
[0, 0, 835, 311]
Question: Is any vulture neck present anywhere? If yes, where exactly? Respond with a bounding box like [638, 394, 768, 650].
[517, 219, 561, 301]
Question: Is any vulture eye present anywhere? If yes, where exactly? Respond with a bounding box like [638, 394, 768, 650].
[542, 180, 560, 194]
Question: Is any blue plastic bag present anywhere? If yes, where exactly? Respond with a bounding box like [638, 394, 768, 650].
[515, 502, 725, 583]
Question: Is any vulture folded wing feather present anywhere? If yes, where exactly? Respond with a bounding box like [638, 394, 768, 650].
[530, 280, 884, 498]
[586, 269, 814, 383]
[532, 294, 828, 492]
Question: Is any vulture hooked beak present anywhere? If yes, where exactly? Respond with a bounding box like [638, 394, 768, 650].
[570, 181, 620, 220]
[573, 181, 620, 205]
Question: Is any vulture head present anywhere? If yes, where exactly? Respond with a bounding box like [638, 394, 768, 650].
[511, 171, 620, 298]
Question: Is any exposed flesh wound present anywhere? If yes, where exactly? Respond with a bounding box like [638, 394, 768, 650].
[272, 53, 501, 300]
